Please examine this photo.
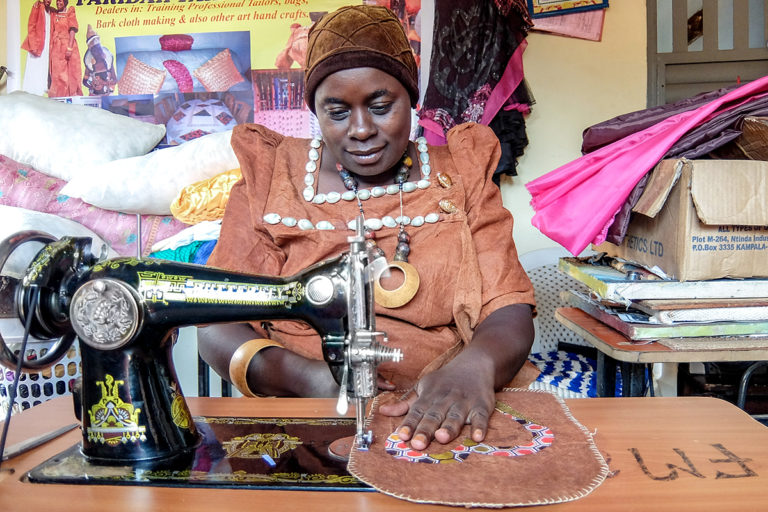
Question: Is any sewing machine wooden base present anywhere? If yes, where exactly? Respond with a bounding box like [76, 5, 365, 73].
[24, 415, 367, 491]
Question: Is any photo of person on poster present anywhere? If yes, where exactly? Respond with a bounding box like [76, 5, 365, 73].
[20, 0, 54, 96]
[48, 0, 83, 98]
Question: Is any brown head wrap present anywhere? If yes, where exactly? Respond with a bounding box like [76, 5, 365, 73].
[304, 5, 418, 113]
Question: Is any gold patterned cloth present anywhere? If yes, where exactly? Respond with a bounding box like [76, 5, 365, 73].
[348, 389, 608, 507]
[171, 167, 242, 224]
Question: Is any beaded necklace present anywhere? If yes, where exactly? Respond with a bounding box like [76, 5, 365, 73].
[336, 151, 421, 309]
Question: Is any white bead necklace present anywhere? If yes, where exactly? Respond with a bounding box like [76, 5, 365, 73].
[302, 136, 432, 205]
[262, 137, 442, 232]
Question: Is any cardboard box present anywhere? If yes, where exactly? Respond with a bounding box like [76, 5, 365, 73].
[595, 158, 768, 281]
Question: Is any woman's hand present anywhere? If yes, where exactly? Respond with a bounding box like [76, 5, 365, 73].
[378, 304, 534, 450]
[378, 354, 495, 450]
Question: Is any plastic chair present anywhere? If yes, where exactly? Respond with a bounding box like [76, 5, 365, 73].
[518, 247, 592, 354]
[519, 248, 598, 398]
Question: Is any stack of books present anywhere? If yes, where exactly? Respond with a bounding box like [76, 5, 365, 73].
[558, 256, 768, 347]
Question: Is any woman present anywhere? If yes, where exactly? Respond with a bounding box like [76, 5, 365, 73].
[198, 5, 535, 451]
[48, 0, 82, 98]
[21, 0, 53, 96]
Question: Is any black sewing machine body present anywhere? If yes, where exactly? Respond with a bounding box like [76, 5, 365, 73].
[0, 229, 398, 465]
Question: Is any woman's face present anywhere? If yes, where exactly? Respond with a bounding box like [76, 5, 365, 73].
[314, 67, 412, 180]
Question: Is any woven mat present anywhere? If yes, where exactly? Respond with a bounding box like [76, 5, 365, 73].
[348, 389, 608, 508]
[659, 336, 768, 351]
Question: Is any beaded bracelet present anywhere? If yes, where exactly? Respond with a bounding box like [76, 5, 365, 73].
[228, 338, 283, 397]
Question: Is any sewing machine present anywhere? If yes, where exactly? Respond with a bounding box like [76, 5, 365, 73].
[0, 221, 401, 465]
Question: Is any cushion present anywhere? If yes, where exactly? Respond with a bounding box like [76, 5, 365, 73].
[0, 155, 186, 256]
[60, 130, 240, 215]
[0, 91, 166, 182]
[117, 54, 167, 95]
[193, 49, 245, 92]
[159, 34, 194, 52]
[171, 167, 242, 224]
[163, 60, 194, 93]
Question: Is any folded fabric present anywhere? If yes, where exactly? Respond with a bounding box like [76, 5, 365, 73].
[580, 85, 738, 154]
[526, 75, 768, 255]
[149, 240, 206, 263]
[151, 219, 221, 252]
[170, 167, 241, 224]
[603, 93, 768, 246]
[192, 239, 217, 265]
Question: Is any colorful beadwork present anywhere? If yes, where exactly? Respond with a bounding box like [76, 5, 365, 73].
[384, 402, 554, 464]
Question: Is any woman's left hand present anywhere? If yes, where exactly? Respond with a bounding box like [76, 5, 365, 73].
[377, 357, 496, 450]
[377, 304, 535, 450]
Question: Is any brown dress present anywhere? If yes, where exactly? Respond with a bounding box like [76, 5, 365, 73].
[208, 122, 534, 389]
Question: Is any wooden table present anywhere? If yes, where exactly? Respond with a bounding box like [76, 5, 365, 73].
[1, 394, 768, 510]
[556, 307, 768, 397]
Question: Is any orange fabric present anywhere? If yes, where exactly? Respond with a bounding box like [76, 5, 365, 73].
[48, 6, 82, 98]
[208, 122, 534, 389]
[21, 1, 48, 57]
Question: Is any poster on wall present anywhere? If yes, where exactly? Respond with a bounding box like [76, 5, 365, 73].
[15, 0, 423, 141]
[527, 0, 608, 19]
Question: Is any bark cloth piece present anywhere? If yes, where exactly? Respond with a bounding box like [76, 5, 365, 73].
[348, 389, 608, 508]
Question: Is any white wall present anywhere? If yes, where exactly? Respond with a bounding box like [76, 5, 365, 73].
[504, 2, 648, 255]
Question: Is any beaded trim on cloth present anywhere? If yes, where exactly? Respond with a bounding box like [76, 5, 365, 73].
[348, 389, 609, 508]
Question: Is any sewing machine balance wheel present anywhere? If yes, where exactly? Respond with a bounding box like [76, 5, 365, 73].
[0, 230, 88, 371]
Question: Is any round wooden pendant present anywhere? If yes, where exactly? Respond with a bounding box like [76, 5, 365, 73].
[374, 261, 420, 309]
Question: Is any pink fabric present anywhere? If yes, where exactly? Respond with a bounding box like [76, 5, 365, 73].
[525, 75, 768, 255]
[419, 117, 448, 145]
[504, 102, 531, 114]
[480, 39, 527, 125]
[0, 155, 187, 256]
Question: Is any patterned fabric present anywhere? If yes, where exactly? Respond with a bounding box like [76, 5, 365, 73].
[385, 401, 553, 463]
[216, 112, 234, 125]
[159, 34, 194, 52]
[419, 1, 532, 135]
[0, 155, 187, 256]
[163, 59, 194, 93]
[179, 129, 210, 141]
[529, 350, 623, 397]
[349, 389, 608, 507]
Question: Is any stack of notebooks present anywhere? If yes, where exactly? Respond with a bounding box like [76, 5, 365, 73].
[558, 256, 768, 349]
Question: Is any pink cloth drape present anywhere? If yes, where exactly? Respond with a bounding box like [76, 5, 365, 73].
[526, 75, 768, 255]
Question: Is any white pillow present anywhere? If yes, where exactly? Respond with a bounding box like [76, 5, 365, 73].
[60, 130, 239, 215]
[0, 91, 166, 181]
[0, 205, 119, 279]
